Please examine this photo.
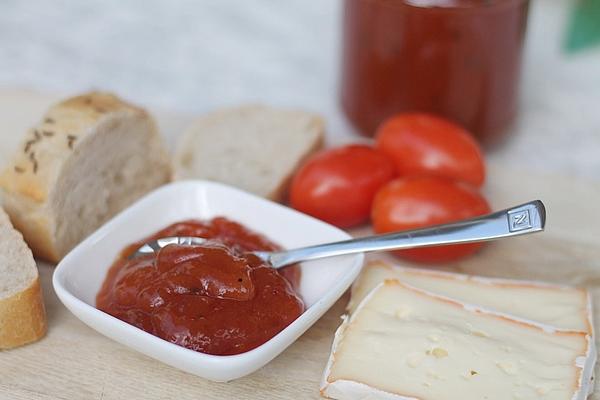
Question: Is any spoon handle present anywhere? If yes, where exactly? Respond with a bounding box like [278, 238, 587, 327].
[265, 200, 546, 269]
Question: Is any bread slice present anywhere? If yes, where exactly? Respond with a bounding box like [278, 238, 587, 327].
[348, 260, 592, 334]
[0, 207, 46, 349]
[322, 280, 595, 400]
[0, 92, 172, 262]
[174, 105, 324, 201]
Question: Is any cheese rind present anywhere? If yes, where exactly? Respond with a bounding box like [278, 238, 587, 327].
[348, 261, 593, 334]
[322, 281, 595, 400]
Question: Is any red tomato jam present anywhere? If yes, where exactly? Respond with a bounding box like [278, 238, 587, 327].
[96, 217, 304, 356]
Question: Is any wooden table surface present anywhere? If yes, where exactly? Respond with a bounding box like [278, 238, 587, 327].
[1, 90, 599, 399]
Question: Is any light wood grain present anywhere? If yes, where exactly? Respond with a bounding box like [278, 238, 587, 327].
[0, 90, 599, 400]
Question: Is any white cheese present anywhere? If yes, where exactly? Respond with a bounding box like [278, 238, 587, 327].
[322, 281, 595, 400]
[348, 261, 593, 334]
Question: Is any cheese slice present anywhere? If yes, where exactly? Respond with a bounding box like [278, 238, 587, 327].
[348, 261, 593, 334]
[322, 281, 595, 400]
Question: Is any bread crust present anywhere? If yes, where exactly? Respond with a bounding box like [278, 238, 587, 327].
[0, 277, 47, 350]
[0, 92, 144, 202]
[0, 92, 170, 262]
[1, 191, 59, 262]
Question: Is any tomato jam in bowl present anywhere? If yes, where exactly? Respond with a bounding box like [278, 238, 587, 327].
[97, 218, 304, 356]
[53, 181, 363, 381]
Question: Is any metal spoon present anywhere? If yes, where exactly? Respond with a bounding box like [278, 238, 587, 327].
[132, 200, 545, 268]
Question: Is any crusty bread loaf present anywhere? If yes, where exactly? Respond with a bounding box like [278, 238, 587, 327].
[0, 92, 172, 262]
[174, 105, 324, 201]
[0, 207, 46, 349]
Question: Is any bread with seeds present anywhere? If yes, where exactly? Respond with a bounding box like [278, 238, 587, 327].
[0, 92, 171, 262]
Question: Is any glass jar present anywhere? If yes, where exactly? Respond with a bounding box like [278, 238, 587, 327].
[340, 0, 530, 145]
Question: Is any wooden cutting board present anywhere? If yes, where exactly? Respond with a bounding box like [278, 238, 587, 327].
[1, 89, 599, 400]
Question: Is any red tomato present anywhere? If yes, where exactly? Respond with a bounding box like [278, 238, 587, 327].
[372, 177, 491, 263]
[290, 144, 395, 228]
[376, 113, 486, 187]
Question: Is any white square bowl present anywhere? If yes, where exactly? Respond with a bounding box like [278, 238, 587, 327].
[53, 180, 364, 382]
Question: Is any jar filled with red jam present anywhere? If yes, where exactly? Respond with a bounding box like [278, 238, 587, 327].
[340, 0, 530, 145]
